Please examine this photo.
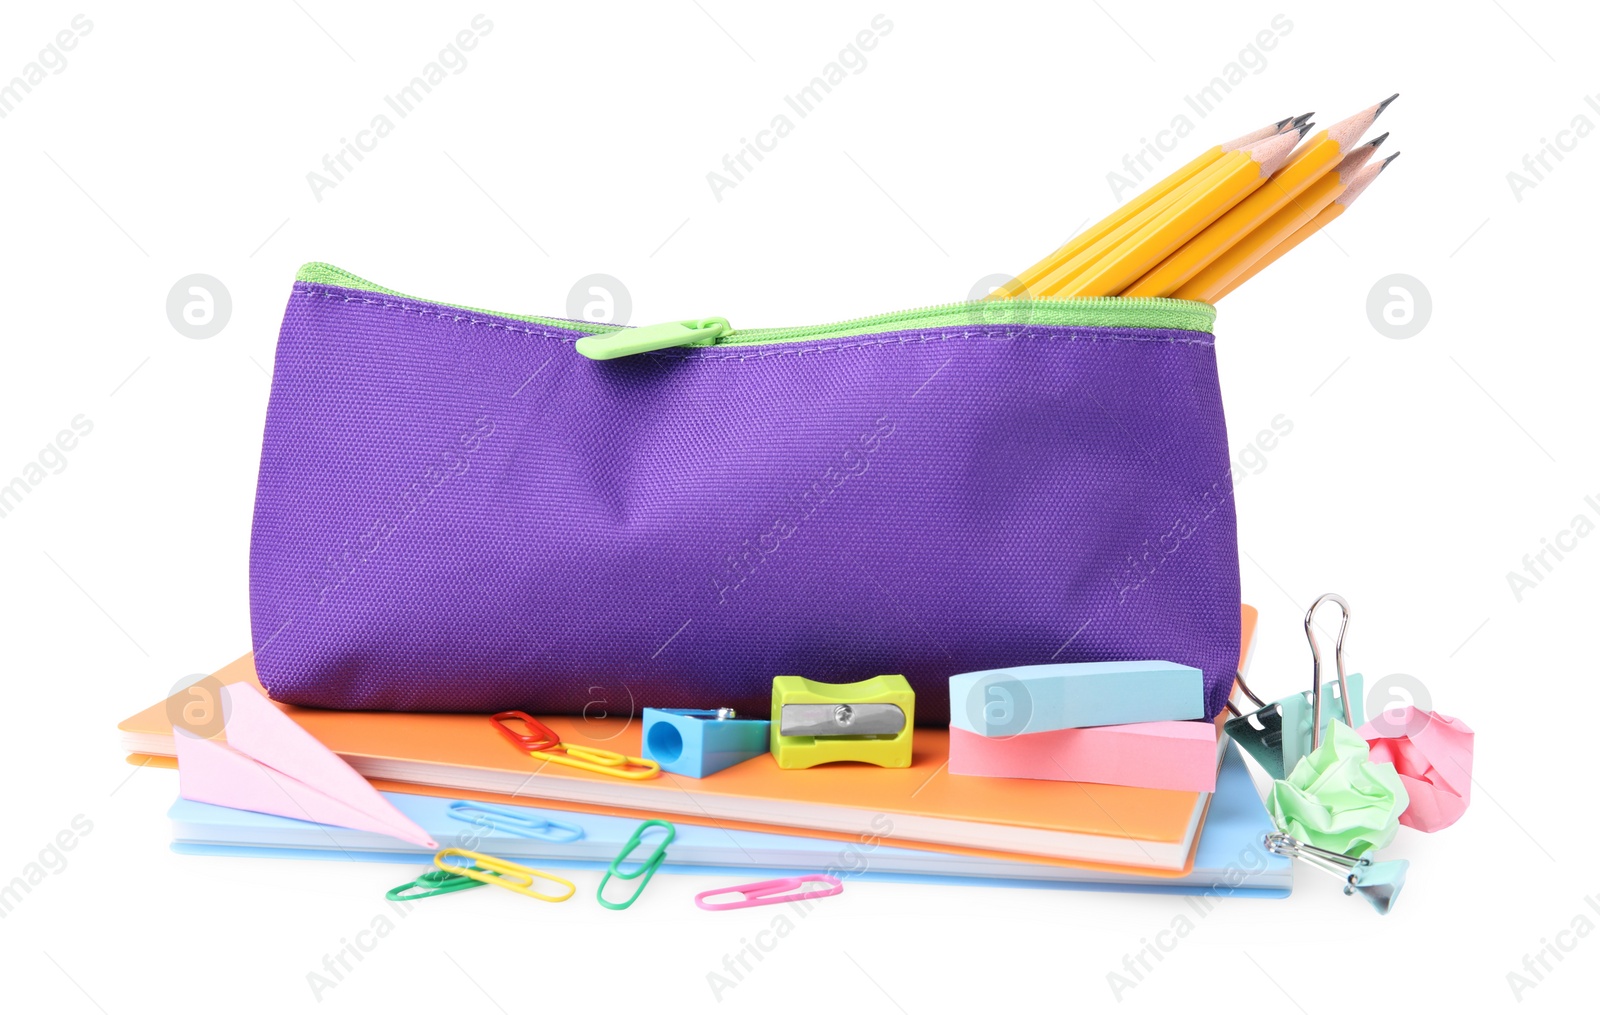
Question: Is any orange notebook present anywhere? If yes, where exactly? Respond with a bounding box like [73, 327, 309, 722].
[122, 606, 1258, 873]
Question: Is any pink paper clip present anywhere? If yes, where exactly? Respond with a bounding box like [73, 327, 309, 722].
[694, 875, 843, 912]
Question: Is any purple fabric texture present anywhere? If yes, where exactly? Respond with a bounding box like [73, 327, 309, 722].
[250, 283, 1241, 723]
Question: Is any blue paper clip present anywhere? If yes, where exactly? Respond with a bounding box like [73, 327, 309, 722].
[446, 801, 585, 843]
[597, 819, 675, 911]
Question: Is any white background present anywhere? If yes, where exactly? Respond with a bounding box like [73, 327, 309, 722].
[1, 1, 1594, 1011]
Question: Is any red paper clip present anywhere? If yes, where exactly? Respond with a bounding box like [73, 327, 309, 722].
[694, 875, 843, 911]
[489, 711, 661, 780]
[490, 711, 561, 752]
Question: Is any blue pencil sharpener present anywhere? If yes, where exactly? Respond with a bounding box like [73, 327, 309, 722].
[641, 708, 771, 778]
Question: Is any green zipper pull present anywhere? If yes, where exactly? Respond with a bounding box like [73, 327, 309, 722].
[575, 317, 731, 360]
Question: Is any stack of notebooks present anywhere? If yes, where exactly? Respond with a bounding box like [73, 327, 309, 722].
[118, 606, 1289, 897]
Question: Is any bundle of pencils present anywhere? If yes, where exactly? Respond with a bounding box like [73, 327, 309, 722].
[991, 95, 1399, 304]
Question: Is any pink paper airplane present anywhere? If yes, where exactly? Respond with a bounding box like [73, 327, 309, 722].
[175, 683, 437, 848]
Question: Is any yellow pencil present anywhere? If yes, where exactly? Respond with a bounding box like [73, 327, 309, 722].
[1044, 128, 1304, 298]
[1022, 146, 1260, 298]
[1211, 152, 1397, 301]
[1122, 95, 1397, 297]
[988, 117, 1297, 300]
[1172, 135, 1386, 302]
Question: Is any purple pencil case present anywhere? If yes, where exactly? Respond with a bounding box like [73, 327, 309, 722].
[248, 264, 1240, 723]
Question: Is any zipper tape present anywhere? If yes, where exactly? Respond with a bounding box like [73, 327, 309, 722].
[295, 263, 1217, 360]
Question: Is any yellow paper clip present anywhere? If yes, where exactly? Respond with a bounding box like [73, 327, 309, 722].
[490, 711, 661, 781]
[530, 743, 662, 781]
[433, 848, 575, 903]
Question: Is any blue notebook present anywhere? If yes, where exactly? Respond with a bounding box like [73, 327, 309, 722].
[168, 744, 1290, 898]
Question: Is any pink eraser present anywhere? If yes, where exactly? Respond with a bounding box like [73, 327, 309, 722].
[948, 720, 1217, 792]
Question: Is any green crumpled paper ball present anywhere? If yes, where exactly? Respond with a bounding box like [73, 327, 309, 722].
[1268, 720, 1410, 857]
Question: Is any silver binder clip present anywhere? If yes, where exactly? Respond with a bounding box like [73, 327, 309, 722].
[1264, 832, 1409, 916]
[1225, 668, 1266, 716]
[1304, 592, 1354, 752]
[1223, 593, 1365, 779]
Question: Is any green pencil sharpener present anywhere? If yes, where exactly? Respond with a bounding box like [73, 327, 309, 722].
[769, 674, 915, 769]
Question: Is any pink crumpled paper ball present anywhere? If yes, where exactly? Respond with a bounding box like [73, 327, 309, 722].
[1357, 706, 1473, 832]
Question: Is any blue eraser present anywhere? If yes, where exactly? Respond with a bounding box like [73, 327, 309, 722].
[641, 708, 771, 778]
[948, 660, 1204, 736]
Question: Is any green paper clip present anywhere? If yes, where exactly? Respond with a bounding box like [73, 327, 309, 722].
[385, 868, 487, 902]
[1224, 593, 1365, 779]
[597, 819, 675, 911]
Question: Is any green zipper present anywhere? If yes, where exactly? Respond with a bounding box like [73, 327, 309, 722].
[296, 262, 1216, 360]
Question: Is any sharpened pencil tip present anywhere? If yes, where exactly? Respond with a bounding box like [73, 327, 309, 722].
[1292, 111, 1315, 126]
[1366, 132, 1390, 148]
[1382, 151, 1401, 167]
[1275, 114, 1295, 128]
[1296, 122, 1315, 138]
[1375, 93, 1400, 117]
